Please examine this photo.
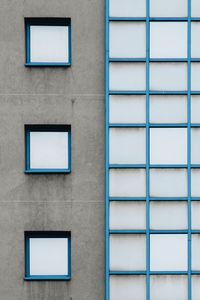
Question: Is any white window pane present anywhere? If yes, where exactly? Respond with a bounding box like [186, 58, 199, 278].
[150, 22, 187, 58]
[191, 128, 200, 164]
[192, 202, 200, 230]
[30, 238, 68, 275]
[109, 169, 146, 197]
[110, 201, 146, 230]
[150, 201, 188, 230]
[191, 169, 200, 197]
[192, 234, 200, 270]
[191, 96, 200, 123]
[192, 0, 200, 17]
[150, 128, 187, 164]
[150, 0, 187, 17]
[109, 63, 146, 91]
[150, 275, 188, 300]
[192, 276, 200, 300]
[150, 169, 188, 197]
[150, 234, 187, 271]
[109, 0, 146, 17]
[150, 95, 187, 124]
[192, 23, 200, 58]
[110, 22, 146, 58]
[30, 132, 69, 169]
[110, 128, 146, 164]
[30, 26, 69, 63]
[191, 63, 200, 91]
[110, 234, 146, 271]
[110, 95, 146, 124]
[150, 63, 187, 91]
[110, 275, 146, 300]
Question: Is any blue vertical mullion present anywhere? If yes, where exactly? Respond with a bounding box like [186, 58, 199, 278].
[146, 1, 150, 299]
[187, 1, 192, 299]
[105, 0, 110, 299]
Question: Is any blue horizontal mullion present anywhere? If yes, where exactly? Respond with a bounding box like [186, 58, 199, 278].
[150, 123, 187, 128]
[109, 197, 146, 201]
[150, 164, 188, 168]
[109, 271, 188, 275]
[109, 164, 146, 169]
[109, 17, 146, 21]
[109, 123, 146, 128]
[109, 58, 146, 62]
[150, 91, 188, 95]
[150, 197, 188, 201]
[109, 91, 146, 95]
[110, 271, 146, 275]
[110, 230, 188, 234]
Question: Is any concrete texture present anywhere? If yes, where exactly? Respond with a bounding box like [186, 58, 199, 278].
[0, 0, 104, 299]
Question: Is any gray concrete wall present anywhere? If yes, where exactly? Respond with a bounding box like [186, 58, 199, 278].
[0, 1, 104, 299]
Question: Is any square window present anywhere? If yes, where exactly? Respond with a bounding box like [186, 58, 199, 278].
[25, 124, 71, 174]
[150, 0, 187, 17]
[109, 0, 146, 17]
[25, 18, 71, 66]
[24, 231, 71, 280]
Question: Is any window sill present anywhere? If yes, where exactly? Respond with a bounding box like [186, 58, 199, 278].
[24, 275, 71, 281]
[25, 169, 71, 174]
[25, 62, 71, 67]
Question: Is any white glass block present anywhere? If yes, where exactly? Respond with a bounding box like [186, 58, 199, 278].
[150, 95, 187, 124]
[192, 276, 200, 300]
[191, 63, 200, 91]
[110, 22, 146, 58]
[150, 201, 187, 230]
[150, 22, 187, 58]
[192, 202, 200, 229]
[150, 128, 187, 164]
[30, 132, 69, 169]
[109, 63, 146, 91]
[192, 23, 200, 58]
[110, 128, 146, 164]
[150, 234, 187, 271]
[150, 0, 187, 17]
[110, 234, 146, 271]
[110, 275, 146, 300]
[192, 234, 200, 270]
[150, 169, 188, 197]
[191, 169, 200, 197]
[109, 95, 146, 124]
[109, 0, 146, 17]
[191, 128, 200, 164]
[30, 26, 69, 63]
[150, 63, 187, 91]
[191, 96, 200, 123]
[150, 275, 188, 300]
[109, 169, 146, 197]
[192, 0, 200, 17]
[30, 238, 68, 275]
[110, 201, 146, 230]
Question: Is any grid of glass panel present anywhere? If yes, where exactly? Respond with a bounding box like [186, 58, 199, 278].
[105, 0, 200, 299]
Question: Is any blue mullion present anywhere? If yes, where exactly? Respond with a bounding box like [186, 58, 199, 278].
[191, 124, 200, 127]
[109, 58, 146, 62]
[109, 123, 146, 128]
[109, 17, 146, 21]
[109, 164, 146, 169]
[150, 123, 188, 128]
[110, 271, 189, 275]
[150, 197, 188, 201]
[110, 271, 146, 275]
[110, 230, 188, 234]
[109, 197, 146, 201]
[150, 91, 188, 95]
[109, 90, 146, 95]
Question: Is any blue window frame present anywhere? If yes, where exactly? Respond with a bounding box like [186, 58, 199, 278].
[25, 124, 71, 174]
[24, 231, 71, 281]
[25, 18, 71, 67]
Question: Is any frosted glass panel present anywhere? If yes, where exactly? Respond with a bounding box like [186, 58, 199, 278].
[110, 22, 146, 58]
[192, 276, 200, 300]
[110, 128, 146, 164]
[192, 0, 200, 17]
[30, 26, 69, 63]
[191, 96, 200, 123]
[192, 23, 200, 58]
[150, 128, 187, 164]
[109, 169, 146, 197]
[192, 202, 200, 229]
[109, 63, 146, 91]
[192, 234, 200, 270]
[150, 22, 187, 58]
[191, 63, 200, 91]
[150, 0, 187, 17]
[150, 63, 187, 91]
[110, 234, 146, 271]
[110, 201, 146, 230]
[191, 169, 200, 197]
[110, 95, 146, 124]
[150, 234, 187, 271]
[150, 95, 187, 124]
[110, 275, 146, 300]
[30, 132, 69, 169]
[191, 128, 200, 164]
[30, 238, 68, 275]
[109, 0, 146, 17]
[150, 201, 187, 230]
[150, 169, 187, 197]
[150, 275, 188, 300]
